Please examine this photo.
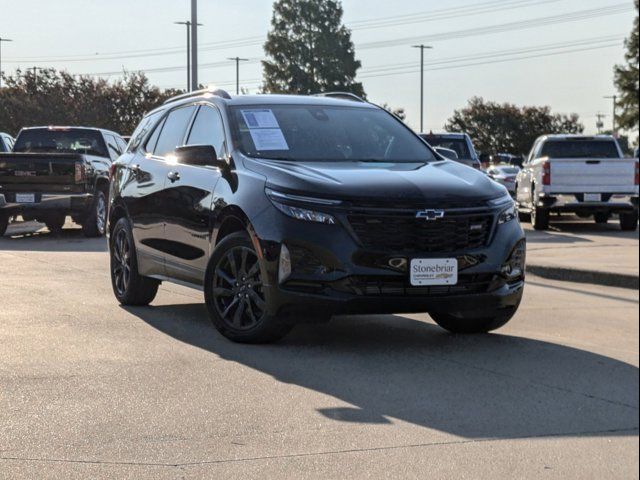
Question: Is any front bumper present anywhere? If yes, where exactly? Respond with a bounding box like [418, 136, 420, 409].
[0, 193, 93, 214]
[251, 204, 526, 321]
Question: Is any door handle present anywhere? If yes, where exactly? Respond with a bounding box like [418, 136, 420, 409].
[167, 171, 181, 183]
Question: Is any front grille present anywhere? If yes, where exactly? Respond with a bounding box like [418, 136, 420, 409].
[347, 211, 494, 253]
[332, 274, 495, 297]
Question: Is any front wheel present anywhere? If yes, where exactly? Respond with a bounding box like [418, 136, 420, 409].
[531, 206, 550, 231]
[620, 211, 638, 232]
[110, 217, 160, 306]
[431, 307, 519, 334]
[204, 232, 293, 343]
[0, 215, 8, 237]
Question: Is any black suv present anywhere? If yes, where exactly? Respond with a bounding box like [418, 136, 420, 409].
[108, 90, 525, 343]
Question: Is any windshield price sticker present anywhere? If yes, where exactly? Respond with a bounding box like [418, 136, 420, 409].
[241, 109, 281, 129]
[241, 109, 289, 151]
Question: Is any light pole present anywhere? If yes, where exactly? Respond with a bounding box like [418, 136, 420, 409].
[227, 57, 249, 95]
[175, 21, 202, 92]
[191, 0, 198, 91]
[412, 44, 433, 133]
[0, 37, 13, 89]
[603, 95, 617, 136]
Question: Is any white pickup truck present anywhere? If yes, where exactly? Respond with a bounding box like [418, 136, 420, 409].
[516, 135, 639, 231]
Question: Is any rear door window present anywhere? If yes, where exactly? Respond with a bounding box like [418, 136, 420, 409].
[128, 110, 164, 152]
[153, 106, 197, 157]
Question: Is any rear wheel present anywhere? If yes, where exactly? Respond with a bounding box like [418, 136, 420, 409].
[531, 206, 550, 230]
[620, 211, 638, 232]
[431, 307, 519, 334]
[43, 213, 66, 234]
[110, 217, 159, 306]
[204, 232, 293, 343]
[83, 190, 108, 238]
[0, 215, 8, 237]
[594, 212, 610, 224]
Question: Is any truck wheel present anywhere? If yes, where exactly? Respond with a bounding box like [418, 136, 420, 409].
[620, 211, 639, 232]
[110, 217, 160, 306]
[44, 214, 66, 234]
[594, 212, 609, 224]
[531, 206, 550, 231]
[83, 190, 108, 238]
[431, 307, 519, 334]
[0, 215, 8, 237]
[204, 232, 293, 343]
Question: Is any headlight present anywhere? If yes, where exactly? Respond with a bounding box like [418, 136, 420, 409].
[490, 193, 518, 224]
[266, 188, 337, 225]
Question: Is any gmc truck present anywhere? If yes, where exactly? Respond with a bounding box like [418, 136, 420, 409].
[516, 135, 639, 231]
[0, 126, 127, 237]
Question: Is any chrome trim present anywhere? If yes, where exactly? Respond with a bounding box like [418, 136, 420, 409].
[265, 188, 343, 206]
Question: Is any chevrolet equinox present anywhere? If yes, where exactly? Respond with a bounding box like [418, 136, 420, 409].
[108, 89, 526, 343]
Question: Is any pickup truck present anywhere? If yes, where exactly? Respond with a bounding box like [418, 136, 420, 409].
[516, 134, 639, 231]
[0, 126, 127, 237]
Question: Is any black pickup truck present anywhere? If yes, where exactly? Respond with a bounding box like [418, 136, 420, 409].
[0, 126, 127, 237]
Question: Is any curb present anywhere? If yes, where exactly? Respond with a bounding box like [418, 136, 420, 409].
[527, 264, 639, 290]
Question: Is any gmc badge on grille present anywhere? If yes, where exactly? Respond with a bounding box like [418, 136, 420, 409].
[416, 209, 445, 221]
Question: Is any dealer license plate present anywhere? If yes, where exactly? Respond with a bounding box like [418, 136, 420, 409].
[15, 193, 36, 204]
[410, 258, 458, 286]
[584, 193, 602, 202]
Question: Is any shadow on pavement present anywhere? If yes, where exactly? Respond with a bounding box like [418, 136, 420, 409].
[0, 224, 107, 253]
[124, 303, 639, 440]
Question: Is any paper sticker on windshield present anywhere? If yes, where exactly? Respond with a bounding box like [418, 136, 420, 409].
[241, 109, 280, 129]
[249, 129, 289, 151]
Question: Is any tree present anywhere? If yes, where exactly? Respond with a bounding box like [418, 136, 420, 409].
[444, 97, 584, 156]
[380, 103, 406, 121]
[613, 0, 639, 138]
[262, 0, 364, 97]
[0, 69, 181, 136]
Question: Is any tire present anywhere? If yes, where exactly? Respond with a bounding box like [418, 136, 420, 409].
[594, 212, 609, 224]
[43, 213, 66, 234]
[431, 307, 519, 334]
[531, 206, 550, 231]
[0, 215, 8, 237]
[83, 189, 108, 238]
[204, 232, 293, 343]
[110, 217, 160, 306]
[620, 211, 639, 232]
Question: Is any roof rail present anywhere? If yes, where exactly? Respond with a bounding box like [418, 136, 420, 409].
[315, 92, 366, 103]
[163, 86, 232, 105]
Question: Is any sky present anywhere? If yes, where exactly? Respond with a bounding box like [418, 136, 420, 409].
[0, 0, 636, 135]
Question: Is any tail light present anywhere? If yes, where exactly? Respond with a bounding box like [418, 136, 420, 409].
[542, 161, 551, 186]
[74, 162, 86, 183]
[635, 162, 639, 185]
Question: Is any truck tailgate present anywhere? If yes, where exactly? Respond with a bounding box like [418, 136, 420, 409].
[0, 153, 83, 193]
[549, 158, 637, 192]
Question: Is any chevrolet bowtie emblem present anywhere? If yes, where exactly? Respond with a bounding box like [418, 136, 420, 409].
[416, 209, 445, 221]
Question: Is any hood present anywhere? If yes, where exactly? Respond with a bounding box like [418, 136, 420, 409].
[241, 155, 505, 203]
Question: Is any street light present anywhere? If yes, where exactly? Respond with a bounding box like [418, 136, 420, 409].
[0, 37, 13, 89]
[412, 44, 433, 133]
[175, 21, 202, 92]
[227, 57, 249, 95]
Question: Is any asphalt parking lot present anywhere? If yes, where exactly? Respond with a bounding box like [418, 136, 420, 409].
[1, 221, 638, 479]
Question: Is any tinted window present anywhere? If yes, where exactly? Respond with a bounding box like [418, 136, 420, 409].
[0, 136, 7, 152]
[186, 105, 226, 156]
[128, 110, 163, 152]
[144, 117, 165, 153]
[153, 106, 197, 157]
[230, 105, 435, 163]
[540, 140, 620, 159]
[14, 128, 108, 157]
[421, 135, 471, 159]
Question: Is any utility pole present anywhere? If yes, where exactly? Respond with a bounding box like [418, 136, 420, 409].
[603, 95, 617, 137]
[227, 57, 249, 95]
[0, 37, 13, 89]
[190, 0, 198, 91]
[411, 44, 433, 133]
[596, 112, 607, 134]
[175, 21, 203, 91]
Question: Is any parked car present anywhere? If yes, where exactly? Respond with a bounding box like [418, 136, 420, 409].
[492, 153, 524, 168]
[487, 165, 521, 195]
[0, 126, 127, 237]
[433, 146, 458, 160]
[107, 89, 526, 343]
[419, 132, 481, 169]
[0, 132, 14, 152]
[516, 134, 639, 231]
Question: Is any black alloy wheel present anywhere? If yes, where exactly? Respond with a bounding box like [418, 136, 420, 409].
[112, 227, 132, 297]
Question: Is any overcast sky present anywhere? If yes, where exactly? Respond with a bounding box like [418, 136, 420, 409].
[0, 0, 635, 134]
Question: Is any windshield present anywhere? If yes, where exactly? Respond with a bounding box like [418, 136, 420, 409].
[496, 166, 520, 175]
[13, 129, 108, 157]
[420, 135, 472, 159]
[540, 140, 619, 159]
[230, 105, 435, 162]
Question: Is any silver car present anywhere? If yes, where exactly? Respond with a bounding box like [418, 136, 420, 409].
[487, 165, 521, 195]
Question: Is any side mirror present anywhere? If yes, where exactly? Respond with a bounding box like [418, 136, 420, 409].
[173, 145, 226, 168]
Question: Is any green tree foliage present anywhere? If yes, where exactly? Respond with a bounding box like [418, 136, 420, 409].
[380, 103, 406, 121]
[0, 69, 181, 136]
[262, 0, 364, 96]
[613, 0, 639, 137]
[444, 97, 584, 156]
